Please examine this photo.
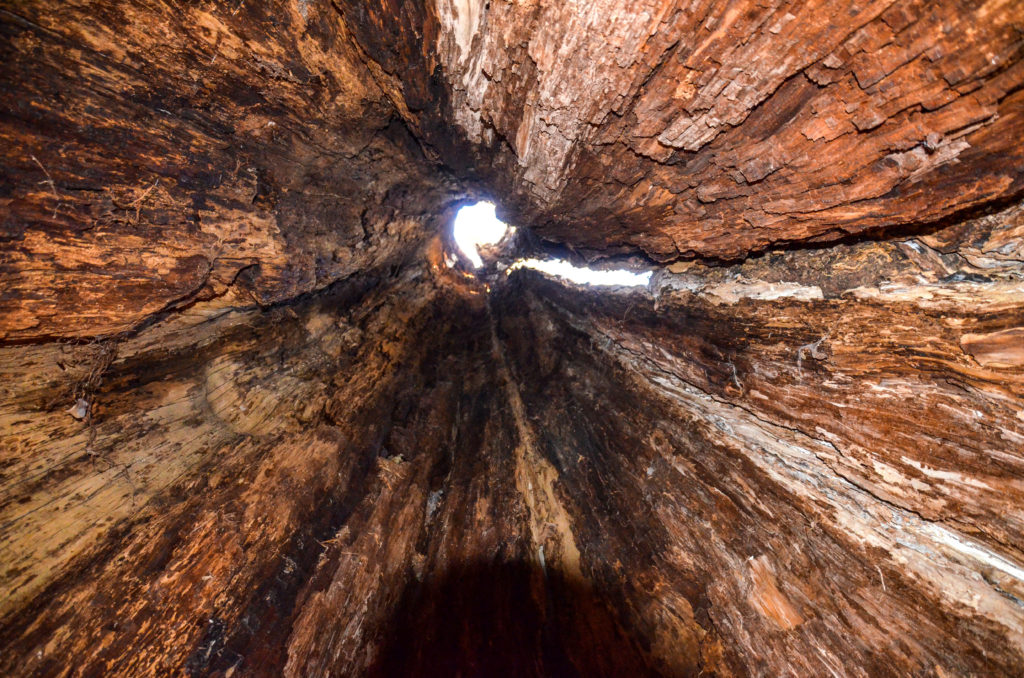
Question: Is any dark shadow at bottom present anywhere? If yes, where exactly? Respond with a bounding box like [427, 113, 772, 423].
[367, 558, 664, 678]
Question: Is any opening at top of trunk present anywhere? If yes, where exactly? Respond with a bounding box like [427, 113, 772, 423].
[453, 201, 511, 268]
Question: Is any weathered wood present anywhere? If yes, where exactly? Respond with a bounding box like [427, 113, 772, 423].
[1, 1, 1023, 676]
[492, 204, 1024, 675]
[344, 0, 1024, 260]
[0, 0, 458, 341]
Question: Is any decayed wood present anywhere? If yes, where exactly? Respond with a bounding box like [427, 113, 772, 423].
[0, 0, 457, 342]
[0, 264, 656, 676]
[343, 0, 1024, 260]
[491, 204, 1024, 675]
[1, 1, 1023, 676]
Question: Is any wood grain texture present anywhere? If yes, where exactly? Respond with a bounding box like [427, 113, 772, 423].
[488, 205, 1024, 674]
[1, 1, 1023, 676]
[0, 0, 458, 341]
[494, 265, 1024, 676]
[341, 0, 1024, 259]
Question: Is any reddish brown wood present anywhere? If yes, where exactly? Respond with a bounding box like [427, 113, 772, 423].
[1, 1, 1022, 676]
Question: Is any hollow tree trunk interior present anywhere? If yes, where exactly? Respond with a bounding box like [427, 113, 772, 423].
[1, 1, 1023, 676]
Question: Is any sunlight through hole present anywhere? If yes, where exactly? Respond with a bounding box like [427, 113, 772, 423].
[508, 258, 652, 287]
[453, 202, 510, 268]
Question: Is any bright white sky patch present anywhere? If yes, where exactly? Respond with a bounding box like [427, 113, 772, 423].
[508, 258, 652, 287]
[453, 202, 510, 268]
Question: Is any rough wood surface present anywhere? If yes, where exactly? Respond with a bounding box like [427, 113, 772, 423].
[1, 1, 1023, 676]
[0, 0, 458, 341]
[344, 0, 1024, 259]
[0, 265, 656, 676]
[494, 269, 1024, 676]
